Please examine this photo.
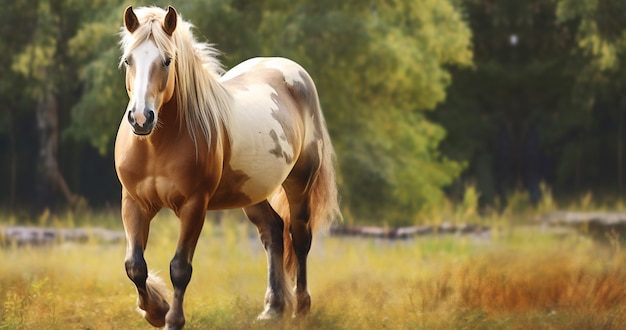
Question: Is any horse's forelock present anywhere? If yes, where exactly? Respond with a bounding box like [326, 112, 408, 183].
[119, 7, 177, 65]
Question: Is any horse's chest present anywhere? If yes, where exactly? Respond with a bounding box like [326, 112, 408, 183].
[117, 155, 205, 208]
[137, 175, 185, 207]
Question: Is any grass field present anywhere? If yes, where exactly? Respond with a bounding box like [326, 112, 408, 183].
[1, 209, 626, 329]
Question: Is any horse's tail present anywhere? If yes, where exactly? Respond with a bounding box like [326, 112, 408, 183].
[271, 69, 341, 282]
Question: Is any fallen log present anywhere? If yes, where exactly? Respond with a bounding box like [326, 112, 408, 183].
[541, 211, 626, 225]
[541, 211, 626, 240]
[329, 223, 491, 240]
[1, 222, 492, 246]
[0, 226, 125, 247]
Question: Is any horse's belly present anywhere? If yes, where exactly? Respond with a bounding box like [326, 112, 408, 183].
[243, 160, 292, 200]
[213, 153, 293, 209]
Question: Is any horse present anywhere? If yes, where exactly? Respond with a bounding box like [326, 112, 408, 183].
[115, 6, 339, 329]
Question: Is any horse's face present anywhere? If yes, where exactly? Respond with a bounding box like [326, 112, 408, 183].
[122, 6, 177, 136]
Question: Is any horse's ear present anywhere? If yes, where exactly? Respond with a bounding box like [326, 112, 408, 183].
[163, 6, 177, 36]
[124, 6, 139, 33]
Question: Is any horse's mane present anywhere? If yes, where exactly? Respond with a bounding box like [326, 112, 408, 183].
[119, 7, 231, 155]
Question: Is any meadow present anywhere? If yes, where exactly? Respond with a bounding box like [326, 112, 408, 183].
[1, 204, 626, 329]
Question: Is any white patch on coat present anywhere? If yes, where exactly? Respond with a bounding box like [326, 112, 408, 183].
[224, 83, 298, 202]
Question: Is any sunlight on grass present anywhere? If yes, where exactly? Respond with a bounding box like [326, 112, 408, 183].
[1, 209, 626, 329]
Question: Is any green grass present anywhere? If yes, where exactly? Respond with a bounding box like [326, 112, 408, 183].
[1, 209, 626, 329]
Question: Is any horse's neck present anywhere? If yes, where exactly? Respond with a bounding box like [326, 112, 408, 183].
[146, 97, 181, 147]
[161, 96, 179, 124]
[153, 93, 219, 156]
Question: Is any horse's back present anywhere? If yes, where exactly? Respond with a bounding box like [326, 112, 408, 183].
[221, 57, 309, 85]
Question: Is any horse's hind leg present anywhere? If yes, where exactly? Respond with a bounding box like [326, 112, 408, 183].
[285, 195, 313, 316]
[244, 201, 292, 319]
[121, 194, 169, 327]
[282, 158, 318, 316]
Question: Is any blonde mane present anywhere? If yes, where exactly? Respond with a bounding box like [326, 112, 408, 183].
[119, 7, 232, 155]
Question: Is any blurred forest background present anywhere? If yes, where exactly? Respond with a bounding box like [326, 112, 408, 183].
[1, 0, 626, 226]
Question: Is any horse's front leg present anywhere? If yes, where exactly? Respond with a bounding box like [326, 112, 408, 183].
[121, 192, 169, 327]
[165, 198, 207, 330]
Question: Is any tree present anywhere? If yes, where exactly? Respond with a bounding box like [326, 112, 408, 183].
[1, 0, 129, 211]
[556, 0, 626, 198]
[433, 0, 626, 208]
[9, 0, 78, 209]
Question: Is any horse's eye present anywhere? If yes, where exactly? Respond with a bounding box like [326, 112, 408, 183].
[163, 58, 172, 67]
[123, 58, 130, 66]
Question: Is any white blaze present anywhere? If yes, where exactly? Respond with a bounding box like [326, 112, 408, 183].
[128, 41, 160, 126]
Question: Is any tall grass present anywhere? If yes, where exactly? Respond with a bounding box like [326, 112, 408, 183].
[1, 206, 626, 329]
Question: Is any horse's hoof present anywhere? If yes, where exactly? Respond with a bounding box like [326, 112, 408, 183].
[256, 308, 282, 321]
[138, 306, 168, 328]
[295, 293, 311, 316]
[139, 310, 166, 328]
[164, 324, 184, 330]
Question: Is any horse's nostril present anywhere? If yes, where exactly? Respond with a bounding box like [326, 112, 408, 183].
[127, 110, 135, 125]
[146, 110, 155, 124]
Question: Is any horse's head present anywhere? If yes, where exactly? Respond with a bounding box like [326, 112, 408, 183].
[120, 6, 178, 136]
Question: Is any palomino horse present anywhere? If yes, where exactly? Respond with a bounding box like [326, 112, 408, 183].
[115, 6, 339, 329]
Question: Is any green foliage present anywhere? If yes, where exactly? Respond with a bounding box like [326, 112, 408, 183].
[66, 4, 127, 154]
[10, 0, 59, 100]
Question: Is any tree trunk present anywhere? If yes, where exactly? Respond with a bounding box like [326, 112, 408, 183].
[36, 89, 76, 209]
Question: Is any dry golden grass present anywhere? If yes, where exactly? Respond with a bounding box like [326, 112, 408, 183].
[1, 211, 626, 329]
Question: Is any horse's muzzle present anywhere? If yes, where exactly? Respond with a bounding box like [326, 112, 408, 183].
[127, 108, 156, 135]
